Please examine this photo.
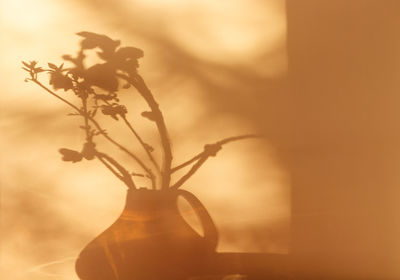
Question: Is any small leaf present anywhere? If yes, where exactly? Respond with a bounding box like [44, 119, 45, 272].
[59, 148, 82, 163]
[21, 67, 30, 72]
[131, 172, 146, 177]
[141, 111, 156, 121]
[101, 104, 127, 120]
[144, 143, 154, 152]
[49, 71, 73, 91]
[22, 61, 30, 68]
[35, 67, 45, 73]
[48, 63, 57, 69]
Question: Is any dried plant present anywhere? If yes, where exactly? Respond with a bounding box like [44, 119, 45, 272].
[22, 32, 259, 190]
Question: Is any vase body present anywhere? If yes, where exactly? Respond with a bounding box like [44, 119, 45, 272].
[75, 188, 218, 280]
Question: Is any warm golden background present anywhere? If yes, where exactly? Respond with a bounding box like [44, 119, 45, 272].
[1, 1, 289, 279]
[2, 0, 400, 279]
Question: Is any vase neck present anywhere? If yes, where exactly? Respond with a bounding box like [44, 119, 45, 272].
[124, 188, 177, 212]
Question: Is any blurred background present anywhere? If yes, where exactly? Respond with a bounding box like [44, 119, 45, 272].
[2, 0, 400, 279]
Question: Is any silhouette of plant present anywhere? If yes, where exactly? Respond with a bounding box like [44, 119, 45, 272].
[22, 32, 259, 190]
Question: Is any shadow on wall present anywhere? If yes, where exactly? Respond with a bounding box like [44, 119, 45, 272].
[77, 0, 400, 278]
[4, 0, 400, 278]
[18, 29, 291, 280]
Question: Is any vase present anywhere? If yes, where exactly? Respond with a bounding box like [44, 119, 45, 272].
[75, 188, 219, 280]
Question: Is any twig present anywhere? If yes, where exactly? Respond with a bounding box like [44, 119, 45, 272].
[81, 96, 91, 141]
[95, 151, 136, 189]
[99, 98, 160, 176]
[121, 115, 160, 170]
[216, 134, 261, 145]
[120, 73, 173, 189]
[171, 156, 208, 189]
[121, 116, 160, 171]
[172, 134, 261, 173]
[90, 117, 156, 188]
[81, 94, 137, 188]
[33, 79, 81, 112]
[171, 153, 202, 173]
[171, 134, 261, 189]
[121, 116, 160, 188]
[32, 79, 156, 188]
[97, 154, 123, 180]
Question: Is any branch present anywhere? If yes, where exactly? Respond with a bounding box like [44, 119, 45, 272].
[33, 79, 81, 112]
[31, 79, 156, 188]
[80, 96, 91, 142]
[90, 116, 156, 188]
[171, 134, 261, 189]
[121, 115, 161, 175]
[99, 97, 161, 176]
[95, 151, 136, 189]
[119, 73, 173, 189]
[171, 153, 202, 173]
[171, 157, 208, 189]
[172, 134, 261, 173]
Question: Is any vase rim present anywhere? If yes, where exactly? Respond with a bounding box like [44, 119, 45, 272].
[128, 187, 179, 192]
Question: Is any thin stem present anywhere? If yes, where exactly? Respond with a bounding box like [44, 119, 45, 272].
[103, 97, 161, 175]
[121, 115, 161, 182]
[172, 134, 261, 173]
[171, 157, 207, 189]
[171, 134, 261, 189]
[33, 79, 81, 112]
[136, 75, 172, 190]
[97, 155, 123, 180]
[120, 73, 173, 189]
[90, 117, 156, 188]
[216, 134, 261, 145]
[32, 79, 156, 188]
[97, 98, 159, 188]
[95, 151, 136, 189]
[171, 153, 202, 173]
[81, 97, 91, 141]
[81, 91, 136, 189]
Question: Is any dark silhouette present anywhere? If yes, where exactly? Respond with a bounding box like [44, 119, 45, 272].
[22, 32, 284, 280]
[22, 32, 259, 191]
[75, 188, 218, 280]
[17, 1, 400, 278]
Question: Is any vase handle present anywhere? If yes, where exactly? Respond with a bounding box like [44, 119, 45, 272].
[177, 189, 219, 250]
